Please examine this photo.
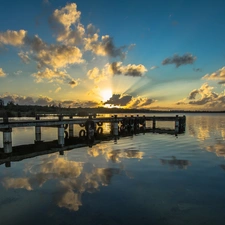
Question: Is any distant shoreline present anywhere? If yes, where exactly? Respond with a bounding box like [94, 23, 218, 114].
[0, 104, 225, 118]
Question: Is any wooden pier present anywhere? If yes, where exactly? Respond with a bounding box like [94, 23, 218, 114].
[0, 114, 186, 154]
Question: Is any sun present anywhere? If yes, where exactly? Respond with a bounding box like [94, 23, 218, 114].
[100, 89, 112, 102]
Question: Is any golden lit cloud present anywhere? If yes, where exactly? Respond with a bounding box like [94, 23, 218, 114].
[84, 34, 126, 59]
[87, 67, 109, 83]
[36, 45, 84, 69]
[176, 83, 225, 109]
[0, 68, 6, 77]
[32, 68, 80, 87]
[202, 66, 225, 84]
[0, 29, 27, 46]
[52, 3, 81, 30]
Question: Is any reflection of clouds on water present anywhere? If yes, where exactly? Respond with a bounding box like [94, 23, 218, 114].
[187, 116, 225, 160]
[88, 144, 144, 163]
[187, 116, 225, 141]
[1, 154, 121, 211]
[2, 177, 33, 190]
[160, 156, 191, 169]
[206, 142, 225, 158]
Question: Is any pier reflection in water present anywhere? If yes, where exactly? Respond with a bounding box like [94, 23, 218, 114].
[1, 114, 225, 225]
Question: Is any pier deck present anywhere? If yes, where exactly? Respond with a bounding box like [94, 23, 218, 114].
[0, 114, 186, 154]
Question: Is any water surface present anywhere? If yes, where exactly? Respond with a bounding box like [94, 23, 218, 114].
[1, 113, 225, 225]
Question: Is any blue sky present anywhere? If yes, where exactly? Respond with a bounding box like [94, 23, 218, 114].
[0, 0, 225, 110]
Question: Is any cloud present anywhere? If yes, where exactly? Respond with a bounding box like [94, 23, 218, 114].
[104, 94, 132, 106]
[162, 53, 197, 67]
[14, 70, 22, 76]
[87, 67, 108, 83]
[0, 30, 27, 46]
[18, 51, 30, 64]
[52, 3, 81, 30]
[55, 87, 61, 93]
[32, 68, 80, 87]
[87, 62, 147, 83]
[35, 95, 53, 106]
[109, 62, 147, 77]
[84, 34, 126, 59]
[188, 89, 199, 100]
[126, 96, 156, 108]
[202, 66, 225, 84]
[176, 83, 225, 109]
[50, 3, 85, 45]
[0, 94, 35, 105]
[35, 44, 84, 69]
[0, 68, 6, 77]
[24, 35, 47, 52]
[104, 93, 156, 108]
[150, 66, 158, 70]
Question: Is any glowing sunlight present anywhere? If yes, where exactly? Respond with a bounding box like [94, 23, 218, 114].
[100, 89, 112, 102]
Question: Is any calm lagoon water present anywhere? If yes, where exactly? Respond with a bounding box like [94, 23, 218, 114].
[1, 113, 225, 225]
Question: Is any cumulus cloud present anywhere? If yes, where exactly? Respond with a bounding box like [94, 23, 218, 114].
[109, 62, 147, 77]
[104, 93, 156, 108]
[32, 68, 80, 87]
[202, 66, 225, 84]
[35, 44, 83, 69]
[188, 89, 199, 100]
[35, 95, 54, 106]
[0, 93, 100, 107]
[0, 94, 35, 105]
[52, 3, 81, 30]
[87, 62, 147, 83]
[18, 51, 30, 64]
[84, 34, 126, 59]
[104, 94, 132, 106]
[50, 3, 85, 45]
[162, 53, 197, 67]
[125, 96, 156, 108]
[87, 67, 108, 83]
[0, 30, 27, 46]
[24, 35, 47, 52]
[176, 83, 225, 109]
[0, 68, 6, 77]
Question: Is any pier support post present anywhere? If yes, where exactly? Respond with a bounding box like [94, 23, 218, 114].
[153, 116, 156, 130]
[3, 128, 12, 154]
[113, 115, 119, 137]
[58, 125, 65, 147]
[69, 116, 74, 137]
[175, 115, 179, 133]
[35, 126, 42, 142]
[35, 115, 42, 143]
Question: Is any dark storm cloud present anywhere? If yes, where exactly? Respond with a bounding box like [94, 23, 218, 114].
[162, 53, 197, 67]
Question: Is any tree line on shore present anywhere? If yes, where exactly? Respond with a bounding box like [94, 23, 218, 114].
[0, 101, 225, 118]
